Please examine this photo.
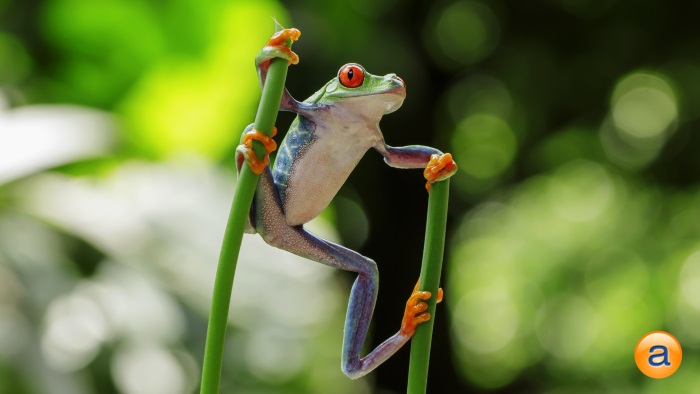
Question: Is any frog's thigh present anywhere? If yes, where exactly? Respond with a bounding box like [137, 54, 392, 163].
[254, 168, 377, 275]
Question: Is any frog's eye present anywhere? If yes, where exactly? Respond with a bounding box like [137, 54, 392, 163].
[338, 64, 364, 88]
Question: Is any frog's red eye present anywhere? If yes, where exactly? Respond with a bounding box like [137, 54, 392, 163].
[338, 64, 364, 88]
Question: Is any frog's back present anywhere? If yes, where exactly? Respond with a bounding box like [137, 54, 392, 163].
[272, 114, 376, 226]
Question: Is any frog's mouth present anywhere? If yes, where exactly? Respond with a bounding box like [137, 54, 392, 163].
[380, 86, 406, 114]
[378, 74, 406, 114]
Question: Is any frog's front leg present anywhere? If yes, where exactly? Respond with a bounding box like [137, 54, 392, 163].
[374, 143, 458, 190]
[255, 27, 300, 85]
[374, 143, 442, 169]
[255, 28, 319, 117]
[251, 168, 435, 379]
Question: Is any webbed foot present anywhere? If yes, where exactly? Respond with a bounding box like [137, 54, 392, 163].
[256, 28, 301, 67]
[399, 280, 444, 337]
[424, 153, 458, 192]
[411, 280, 443, 303]
[236, 127, 278, 174]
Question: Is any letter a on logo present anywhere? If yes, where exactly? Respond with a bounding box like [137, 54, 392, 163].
[648, 345, 671, 367]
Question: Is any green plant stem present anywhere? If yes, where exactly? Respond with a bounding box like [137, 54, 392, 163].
[200, 25, 292, 394]
[407, 179, 450, 394]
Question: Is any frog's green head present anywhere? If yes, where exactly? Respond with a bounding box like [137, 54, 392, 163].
[309, 63, 407, 116]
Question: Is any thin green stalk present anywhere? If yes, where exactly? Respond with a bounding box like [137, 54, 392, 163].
[407, 179, 451, 394]
[200, 24, 293, 394]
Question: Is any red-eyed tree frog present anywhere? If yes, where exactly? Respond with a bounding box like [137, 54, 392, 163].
[237, 28, 458, 379]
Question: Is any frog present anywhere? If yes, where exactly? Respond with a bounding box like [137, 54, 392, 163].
[236, 28, 457, 379]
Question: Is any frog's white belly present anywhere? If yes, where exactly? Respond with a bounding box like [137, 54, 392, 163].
[283, 122, 379, 226]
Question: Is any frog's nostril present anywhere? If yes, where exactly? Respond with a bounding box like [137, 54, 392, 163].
[386, 73, 405, 86]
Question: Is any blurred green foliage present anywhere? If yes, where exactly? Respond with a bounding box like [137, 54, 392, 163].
[2, 0, 700, 393]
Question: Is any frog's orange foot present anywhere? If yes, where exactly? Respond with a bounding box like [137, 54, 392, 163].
[400, 282, 442, 337]
[424, 153, 458, 192]
[411, 280, 443, 303]
[264, 28, 300, 65]
[236, 127, 277, 174]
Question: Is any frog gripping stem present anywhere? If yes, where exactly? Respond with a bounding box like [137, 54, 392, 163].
[424, 153, 457, 192]
[237, 127, 278, 174]
[203, 20, 455, 393]
[263, 28, 300, 65]
[400, 280, 444, 338]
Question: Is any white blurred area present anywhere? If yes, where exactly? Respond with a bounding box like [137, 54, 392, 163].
[0, 93, 114, 185]
[0, 92, 368, 394]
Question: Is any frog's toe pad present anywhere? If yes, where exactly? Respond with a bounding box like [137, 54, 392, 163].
[410, 280, 443, 304]
[264, 28, 301, 65]
[237, 127, 278, 174]
[424, 153, 458, 191]
[399, 284, 435, 337]
[400, 307, 431, 337]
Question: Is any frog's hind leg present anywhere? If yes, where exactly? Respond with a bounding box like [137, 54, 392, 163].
[251, 168, 431, 379]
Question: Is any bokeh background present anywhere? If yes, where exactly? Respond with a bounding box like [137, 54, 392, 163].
[2, 0, 700, 393]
